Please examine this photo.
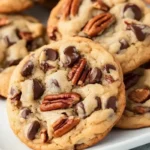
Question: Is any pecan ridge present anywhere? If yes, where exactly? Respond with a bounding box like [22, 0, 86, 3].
[83, 13, 116, 37]
[52, 116, 80, 137]
[62, 0, 82, 19]
[40, 93, 81, 111]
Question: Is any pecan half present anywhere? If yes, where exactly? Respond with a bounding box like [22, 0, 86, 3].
[0, 17, 10, 27]
[17, 30, 33, 41]
[92, 0, 109, 11]
[52, 116, 80, 137]
[133, 106, 150, 114]
[61, 0, 82, 19]
[40, 93, 81, 111]
[128, 88, 150, 103]
[68, 58, 90, 85]
[83, 13, 115, 37]
[40, 129, 48, 143]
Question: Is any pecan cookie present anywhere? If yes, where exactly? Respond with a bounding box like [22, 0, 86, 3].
[116, 62, 150, 129]
[7, 37, 125, 150]
[0, 14, 47, 97]
[48, 0, 150, 73]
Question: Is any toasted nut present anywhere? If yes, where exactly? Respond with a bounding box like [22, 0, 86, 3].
[83, 13, 115, 37]
[52, 116, 80, 137]
[128, 88, 150, 103]
[17, 31, 33, 41]
[40, 93, 81, 111]
[41, 129, 48, 143]
[133, 106, 150, 114]
[0, 17, 10, 26]
[62, 0, 82, 19]
[92, 0, 109, 11]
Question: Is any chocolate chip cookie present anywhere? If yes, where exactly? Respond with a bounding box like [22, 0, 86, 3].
[116, 62, 150, 129]
[48, 0, 150, 73]
[0, 14, 47, 97]
[7, 37, 125, 150]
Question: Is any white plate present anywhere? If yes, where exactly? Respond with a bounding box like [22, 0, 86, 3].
[1, 3, 150, 150]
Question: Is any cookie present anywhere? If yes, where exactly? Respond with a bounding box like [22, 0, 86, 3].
[48, 0, 150, 73]
[0, 14, 47, 97]
[0, 0, 45, 13]
[116, 62, 150, 129]
[7, 37, 125, 150]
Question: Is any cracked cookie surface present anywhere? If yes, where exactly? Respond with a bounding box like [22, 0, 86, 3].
[7, 37, 125, 150]
[48, 0, 150, 73]
[0, 14, 47, 97]
[117, 61, 150, 129]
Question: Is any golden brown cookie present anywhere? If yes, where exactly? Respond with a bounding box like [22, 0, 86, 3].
[7, 37, 125, 150]
[0, 14, 47, 97]
[117, 62, 150, 129]
[48, 0, 150, 73]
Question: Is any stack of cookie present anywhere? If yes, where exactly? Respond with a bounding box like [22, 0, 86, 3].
[0, 0, 150, 149]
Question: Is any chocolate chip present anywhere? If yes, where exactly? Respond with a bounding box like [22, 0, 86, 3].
[51, 79, 60, 88]
[75, 102, 86, 118]
[106, 96, 117, 111]
[33, 79, 44, 100]
[105, 64, 116, 73]
[21, 61, 34, 77]
[4, 36, 16, 47]
[88, 67, 102, 84]
[49, 27, 57, 41]
[124, 73, 140, 90]
[64, 46, 80, 67]
[126, 22, 146, 41]
[27, 121, 40, 140]
[141, 61, 150, 69]
[44, 48, 58, 61]
[10, 87, 21, 102]
[40, 62, 54, 73]
[119, 39, 129, 51]
[26, 38, 46, 52]
[8, 59, 21, 66]
[95, 96, 102, 110]
[124, 4, 142, 20]
[21, 108, 31, 119]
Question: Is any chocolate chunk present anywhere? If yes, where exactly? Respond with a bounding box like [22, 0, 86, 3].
[51, 79, 60, 88]
[105, 75, 115, 84]
[21, 108, 31, 119]
[124, 73, 140, 90]
[40, 62, 54, 73]
[126, 22, 146, 41]
[75, 102, 86, 118]
[10, 87, 21, 102]
[64, 46, 80, 67]
[44, 48, 58, 61]
[8, 59, 21, 66]
[49, 27, 57, 41]
[21, 61, 34, 77]
[4, 36, 16, 47]
[88, 67, 102, 84]
[124, 4, 142, 20]
[26, 38, 46, 52]
[106, 96, 117, 111]
[119, 39, 129, 50]
[27, 121, 40, 140]
[105, 64, 116, 73]
[33, 79, 44, 100]
[141, 61, 150, 69]
[95, 96, 102, 110]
